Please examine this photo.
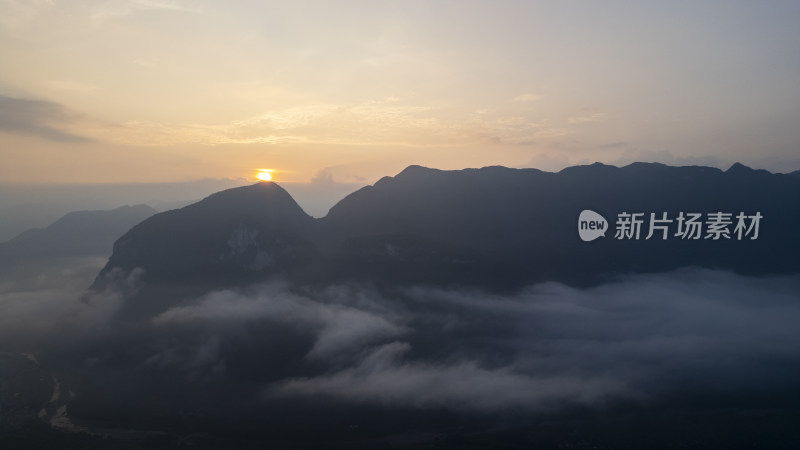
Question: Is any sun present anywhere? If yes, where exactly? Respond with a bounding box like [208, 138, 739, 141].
[255, 169, 274, 182]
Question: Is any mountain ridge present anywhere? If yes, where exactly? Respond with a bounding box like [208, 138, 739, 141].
[93, 162, 800, 319]
[94, 182, 318, 300]
[0, 204, 156, 262]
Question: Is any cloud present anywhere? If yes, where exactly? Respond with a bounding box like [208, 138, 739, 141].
[272, 342, 627, 412]
[265, 269, 800, 413]
[132, 58, 157, 68]
[280, 171, 368, 217]
[145, 335, 227, 383]
[153, 283, 407, 362]
[0, 256, 124, 348]
[469, 114, 572, 145]
[595, 141, 629, 149]
[7, 263, 798, 419]
[89, 0, 202, 23]
[113, 269, 800, 414]
[309, 167, 336, 185]
[0, 0, 53, 33]
[512, 93, 541, 103]
[95, 100, 444, 147]
[95, 98, 574, 148]
[47, 80, 99, 94]
[568, 110, 607, 124]
[0, 95, 92, 143]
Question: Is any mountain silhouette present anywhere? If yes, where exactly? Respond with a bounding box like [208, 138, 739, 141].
[320, 162, 799, 286]
[94, 163, 800, 319]
[0, 204, 155, 265]
[92, 183, 318, 317]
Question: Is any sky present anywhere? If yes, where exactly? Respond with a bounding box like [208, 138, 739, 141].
[1, 0, 799, 185]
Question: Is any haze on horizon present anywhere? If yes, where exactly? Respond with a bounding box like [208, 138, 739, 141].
[1, 1, 799, 186]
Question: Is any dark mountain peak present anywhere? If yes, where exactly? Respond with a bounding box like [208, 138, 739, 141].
[95, 182, 318, 304]
[468, 165, 520, 176]
[132, 182, 313, 234]
[558, 161, 620, 176]
[191, 181, 307, 216]
[377, 165, 442, 186]
[115, 182, 315, 244]
[397, 164, 437, 177]
[622, 161, 669, 171]
[724, 162, 775, 178]
[726, 162, 753, 173]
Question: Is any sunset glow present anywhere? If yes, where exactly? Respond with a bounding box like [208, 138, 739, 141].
[0, 2, 798, 184]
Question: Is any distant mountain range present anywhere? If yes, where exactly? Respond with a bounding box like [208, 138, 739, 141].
[92, 162, 800, 320]
[0, 205, 156, 276]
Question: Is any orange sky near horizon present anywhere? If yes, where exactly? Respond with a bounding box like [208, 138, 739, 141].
[1, 1, 799, 185]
